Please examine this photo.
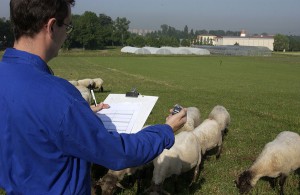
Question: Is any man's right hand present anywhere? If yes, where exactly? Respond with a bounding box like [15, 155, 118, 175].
[165, 108, 187, 132]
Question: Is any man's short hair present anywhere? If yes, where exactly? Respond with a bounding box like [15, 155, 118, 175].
[10, 0, 75, 40]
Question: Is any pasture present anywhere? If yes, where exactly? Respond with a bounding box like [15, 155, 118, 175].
[1, 50, 300, 194]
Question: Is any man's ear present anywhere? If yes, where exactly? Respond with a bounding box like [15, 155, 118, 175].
[46, 18, 56, 37]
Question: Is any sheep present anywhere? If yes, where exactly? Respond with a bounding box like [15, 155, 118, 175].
[208, 105, 230, 135]
[97, 166, 146, 195]
[147, 130, 202, 194]
[176, 107, 201, 133]
[77, 78, 95, 89]
[92, 78, 104, 92]
[194, 118, 222, 158]
[75, 85, 92, 104]
[96, 126, 150, 195]
[68, 80, 78, 86]
[235, 131, 300, 195]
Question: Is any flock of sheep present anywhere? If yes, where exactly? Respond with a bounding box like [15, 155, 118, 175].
[71, 80, 300, 195]
[68, 78, 104, 104]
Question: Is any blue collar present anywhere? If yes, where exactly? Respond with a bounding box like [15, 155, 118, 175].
[2, 48, 53, 75]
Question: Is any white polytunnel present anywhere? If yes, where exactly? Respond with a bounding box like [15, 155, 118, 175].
[121, 46, 139, 54]
[121, 46, 210, 55]
[183, 47, 210, 55]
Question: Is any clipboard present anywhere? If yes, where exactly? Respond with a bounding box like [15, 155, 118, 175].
[96, 94, 158, 134]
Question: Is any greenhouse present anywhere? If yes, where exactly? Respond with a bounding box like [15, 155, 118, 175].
[193, 45, 272, 56]
[121, 46, 211, 55]
[164, 47, 193, 55]
[184, 47, 210, 55]
[120, 46, 151, 54]
[143, 47, 172, 55]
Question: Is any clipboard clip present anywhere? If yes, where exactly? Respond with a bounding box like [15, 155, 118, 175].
[126, 88, 140, 97]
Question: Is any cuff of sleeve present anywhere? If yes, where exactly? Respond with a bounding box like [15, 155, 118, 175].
[161, 124, 175, 149]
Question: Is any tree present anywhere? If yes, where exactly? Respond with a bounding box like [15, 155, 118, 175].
[112, 17, 130, 46]
[183, 25, 188, 39]
[72, 11, 101, 49]
[181, 39, 190, 47]
[209, 30, 225, 36]
[126, 34, 146, 47]
[0, 18, 13, 49]
[288, 36, 300, 51]
[273, 34, 289, 51]
[97, 14, 114, 47]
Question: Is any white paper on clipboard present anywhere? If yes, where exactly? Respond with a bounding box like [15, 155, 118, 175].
[96, 94, 158, 134]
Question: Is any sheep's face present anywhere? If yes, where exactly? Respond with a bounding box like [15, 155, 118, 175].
[235, 170, 253, 194]
[148, 183, 164, 195]
[99, 174, 118, 195]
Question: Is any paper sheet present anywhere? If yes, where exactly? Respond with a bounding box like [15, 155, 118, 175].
[96, 94, 158, 134]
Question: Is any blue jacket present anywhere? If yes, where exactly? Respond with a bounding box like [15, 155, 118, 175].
[0, 48, 175, 194]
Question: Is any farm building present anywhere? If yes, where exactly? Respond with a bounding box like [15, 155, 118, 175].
[215, 35, 274, 51]
[195, 30, 274, 51]
[194, 45, 272, 56]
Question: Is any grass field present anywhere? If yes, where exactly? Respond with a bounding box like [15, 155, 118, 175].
[1, 49, 300, 194]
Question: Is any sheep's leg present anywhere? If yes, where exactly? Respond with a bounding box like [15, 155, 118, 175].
[144, 182, 168, 195]
[174, 175, 179, 193]
[279, 174, 287, 195]
[269, 177, 277, 190]
[216, 139, 223, 159]
[190, 154, 202, 186]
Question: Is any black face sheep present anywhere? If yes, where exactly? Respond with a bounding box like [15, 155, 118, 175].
[68, 80, 78, 86]
[75, 85, 92, 104]
[146, 130, 202, 194]
[208, 105, 230, 135]
[235, 131, 300, 195]
[92, 78, 104, 92]
[77, 78, 95, 89]
[194, 118, 222, 158]
[176, 107, 201, 133]
[97, 167, 139, 195]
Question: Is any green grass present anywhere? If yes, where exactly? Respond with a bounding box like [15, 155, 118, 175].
[1, 50, 300, 194]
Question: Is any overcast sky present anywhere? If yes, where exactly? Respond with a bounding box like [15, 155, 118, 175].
[1, 0, 299, 35]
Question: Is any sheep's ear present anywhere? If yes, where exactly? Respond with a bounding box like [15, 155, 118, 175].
[116, 182, 125, 189]
[234, 179, 238, 186]
[96, 178, 103, 185]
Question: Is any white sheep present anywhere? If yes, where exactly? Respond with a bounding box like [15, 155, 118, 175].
[208, 105, 230, 135]
[176, 107, 201, 133]
[194, 118, 222, 158]
[68, 80, 78, 86]
[77, 78, 95, 89]
[75, 85, 92, 104]
[235, 131, 300, 195]
[92, 78, 104, 92]
[147, 130, 202, 194]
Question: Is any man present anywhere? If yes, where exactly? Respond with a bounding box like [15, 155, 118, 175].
[0, 0, 187, 194]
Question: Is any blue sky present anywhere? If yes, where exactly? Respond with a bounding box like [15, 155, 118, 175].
[1, 0, 300, 35]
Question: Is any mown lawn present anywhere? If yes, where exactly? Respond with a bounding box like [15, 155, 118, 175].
[1, 50, 300, 194]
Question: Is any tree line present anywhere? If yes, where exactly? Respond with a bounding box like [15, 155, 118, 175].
[1, 11, 300, 51]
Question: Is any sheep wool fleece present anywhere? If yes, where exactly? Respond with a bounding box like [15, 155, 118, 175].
[0, 48, 175, 195]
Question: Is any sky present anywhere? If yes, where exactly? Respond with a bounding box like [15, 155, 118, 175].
[1, 0, 300, 35]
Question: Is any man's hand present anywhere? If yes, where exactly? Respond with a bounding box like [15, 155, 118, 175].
[165, 107, 187, 132]
[90, 102, 110, 113]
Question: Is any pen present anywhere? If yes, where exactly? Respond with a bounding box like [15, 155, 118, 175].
[91, 89, 97, 107]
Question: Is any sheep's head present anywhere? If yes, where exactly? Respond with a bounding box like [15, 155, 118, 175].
[98, 174, 119, 195]
[145, 182, 167, 195]
[235, 170, 253, 194]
